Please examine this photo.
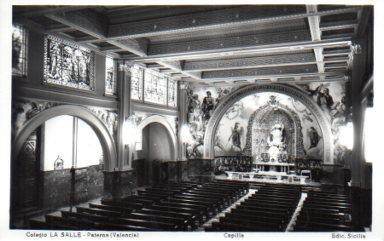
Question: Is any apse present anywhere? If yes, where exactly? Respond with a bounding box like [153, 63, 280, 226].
[214, 92, 323, 162]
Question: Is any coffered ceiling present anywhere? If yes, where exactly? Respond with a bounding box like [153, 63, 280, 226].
[13, 5, 373, 85]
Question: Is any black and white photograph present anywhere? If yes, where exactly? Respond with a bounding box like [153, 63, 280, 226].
[0, 1, 383, 240]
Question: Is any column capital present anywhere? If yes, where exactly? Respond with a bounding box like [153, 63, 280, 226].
[118, 61, 134, 74]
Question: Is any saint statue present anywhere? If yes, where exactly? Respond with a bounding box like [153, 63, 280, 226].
[267, 124, 287, 162]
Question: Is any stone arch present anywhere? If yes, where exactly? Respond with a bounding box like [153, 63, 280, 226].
[204, 83, 333, 164]
[136, 115, 178, 161]
[13, 105, 117, 171]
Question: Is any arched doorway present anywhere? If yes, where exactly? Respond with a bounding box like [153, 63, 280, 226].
[204, 84, 333, 164]
[135, 115, 177, 185]
[136, 115, 178, 161]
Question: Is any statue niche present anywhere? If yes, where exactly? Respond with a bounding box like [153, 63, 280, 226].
[267, 123, 287, 162]
[244, 96, 305, 162]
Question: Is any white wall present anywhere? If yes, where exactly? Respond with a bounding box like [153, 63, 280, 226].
[43, 115, 74, 171]
[43, 115, 103, 171]
[77, 118, 103, 168]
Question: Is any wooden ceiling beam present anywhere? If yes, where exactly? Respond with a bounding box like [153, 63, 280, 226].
[183, 52, 316, 72]
[46, 10, 108, 39]
[307, 5, 325, 77]
[184, 71, 347, 83]
[45, 10, 148, 57]
[319, 20, 358, 31]
[147, 29, 311, 56]
[13, 6, 90, 18]
[107, 6, 361, 39]
[157, 61, 202, 81]
[201, 64, 319, 81]
[127, 38, 352, 62]
[13, 17, 120, 59]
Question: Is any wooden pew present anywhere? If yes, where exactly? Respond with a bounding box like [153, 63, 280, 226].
[63, 210, 181, 231]
[231, 209, 289, 222]
[138, 208, 199, 227]
[76, 206, 122, 218]
[219, 216, 284, 230]
[209, 220, 277, 231]
[89, 203, 133, 214]
[224, 212, 284, 227]
[46, 214, 95, 230]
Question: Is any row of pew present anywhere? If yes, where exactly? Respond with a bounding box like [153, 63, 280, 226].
[206, 184, 301, 231]
[294, 190, 363, 232]
[29, 181, 248, 231]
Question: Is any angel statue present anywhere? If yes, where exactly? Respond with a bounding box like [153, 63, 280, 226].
[228, 122, 244, 153]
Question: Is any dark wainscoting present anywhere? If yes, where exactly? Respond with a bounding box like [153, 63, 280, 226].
[131, 158, 214, 186]
[103, 169, 137, 200]
[42, 164, 104, 209]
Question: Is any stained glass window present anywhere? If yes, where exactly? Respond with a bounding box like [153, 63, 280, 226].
[168, 79, 178, 107]
[130, 64, 177, 107]
[130, 65, 144, 101]
[144, 69, 167, 105]
[105, 57, 116, 95]
[43, 35, 95, 91]
[12, 25, 28, 76]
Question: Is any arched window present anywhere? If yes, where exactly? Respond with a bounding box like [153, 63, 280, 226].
[43, 115, 103, 170]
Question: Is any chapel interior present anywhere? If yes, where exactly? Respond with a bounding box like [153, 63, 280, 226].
[10, 5, 374, 232]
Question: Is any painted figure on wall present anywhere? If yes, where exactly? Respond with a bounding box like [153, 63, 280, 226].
[307, 126, 321, 149]
[306, 84, 334, 111]
[331, 96, 347, 119]
[228, 122, 243, 152]
[202, 91, 215, 121]
[225, 101, 244, 120]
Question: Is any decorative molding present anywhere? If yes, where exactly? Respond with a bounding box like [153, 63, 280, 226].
[87, 107, 118, 141]
[12, 100, 60, 136]
[14, 84, 118, 110]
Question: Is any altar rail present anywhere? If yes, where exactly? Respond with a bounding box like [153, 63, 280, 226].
[214, 156, 253, 174]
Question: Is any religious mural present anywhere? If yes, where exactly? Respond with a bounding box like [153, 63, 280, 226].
[185, 85, 236, 158]
[43, 35, 95, 91]
[185, 81, 350, 165]
[215, 93, 321, 162]
[300, 81, 351, 165]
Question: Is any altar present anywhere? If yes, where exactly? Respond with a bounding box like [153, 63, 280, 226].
[215, 170, 319, 186]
